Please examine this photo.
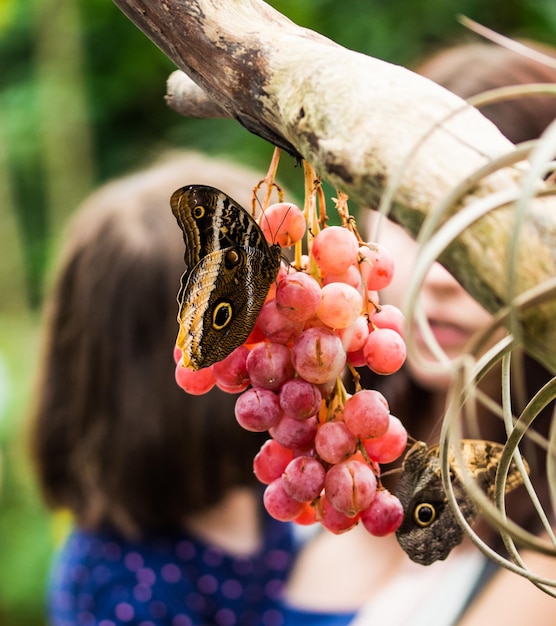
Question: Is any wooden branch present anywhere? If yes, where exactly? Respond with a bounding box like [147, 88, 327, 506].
[113, 0, 556, 373]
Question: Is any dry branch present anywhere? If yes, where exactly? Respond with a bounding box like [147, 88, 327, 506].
[113, 0, 556, 372]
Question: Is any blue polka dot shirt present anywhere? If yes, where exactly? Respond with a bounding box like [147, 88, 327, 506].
[47, 514, 298, 626]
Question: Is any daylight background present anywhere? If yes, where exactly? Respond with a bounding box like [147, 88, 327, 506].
[1, 1, 555, 623]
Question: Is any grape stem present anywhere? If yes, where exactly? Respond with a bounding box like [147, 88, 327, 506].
[252, 146, 284, 215]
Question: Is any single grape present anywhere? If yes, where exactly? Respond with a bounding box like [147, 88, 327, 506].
[359, 243, 395, 291]
[282, 456, 326, 502]
[291, 327, 346, 385]
[312, 226, 359, 275]
[293, 502, 317, 526]
[363, 327, 406, 375]
[258, 299, 304, 344]
[346, 348, 366, 368]
[234, 387, 283, 432]
[269, 414, 318, 449]
[360, 489, 404, 536]
[316, 282, 363, 329]
[314, 420, 357, 464]
[253, 439, 294, 485]
[343, 389, 389, 439]
[318, 494, 360, 534]
[259, 202, 306, 247]
[324, 460, 377, 517]
[321, 265, 362, 289]
[279, 379, 322, 420]
[212, 345, 250, 389]
[361, 414, 408, 464]
[369, 304, 405, 337]
[246, 342, 294, 390]
[263, 478, 305, 521]
[174, 362, 216, 395]
[275, 271, 322, 322]
[337, 315, 370, 352]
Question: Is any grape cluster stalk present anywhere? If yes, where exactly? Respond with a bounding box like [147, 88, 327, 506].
[175, 160, 409, 537]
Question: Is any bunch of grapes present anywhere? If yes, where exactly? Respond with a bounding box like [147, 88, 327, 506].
[175, 191, 408, 537]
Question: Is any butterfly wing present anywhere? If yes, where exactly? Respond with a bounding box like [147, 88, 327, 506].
[395, 443, 472, 565]
[171, 185, 281, 370]
[395, 440, 528, 565]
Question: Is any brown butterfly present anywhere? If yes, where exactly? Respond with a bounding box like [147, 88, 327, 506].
[395, 440, 528, 565]
[171, 185, 281, 370]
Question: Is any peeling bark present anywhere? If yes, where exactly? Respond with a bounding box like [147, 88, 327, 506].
[113, 0, 556, 372]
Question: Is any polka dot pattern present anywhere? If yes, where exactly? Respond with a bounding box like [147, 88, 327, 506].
[48, 513, 298, 626]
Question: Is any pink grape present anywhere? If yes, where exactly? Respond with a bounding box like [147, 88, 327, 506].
[246, 342, 294, 390]
[282, 456, 326, 502]
[359, 243, 395, 291]
[174, 362, 216, 395]
[312, 226, 359, 275]
[361, 415, 408, 464]
[279, 379, 322, 420]
[343, 389, 389, 439]
[253, 439, 294, 485]
[318, 494, 360, 533]
[294, 502, 317, 526]
[360, 489, 404, 536]
[291, 327, 346, 385]
[324, 460, 377, 517]
[215, 379, 250, 394]
[269, 414, 318, 449]
[173, 345, 183, 364]
[346, 348, 366, 368]
[234, 387, 282, 432]
[263, 478, 305, 521]
[316, 282, 363, 329]
[212, 345, 250, 389]
[275, 271, 322, 322]
[370, 304, 405, 337]
[363, 327, 406, 374]
[321, 265, 362, 289]
[337, 315, 370, 352]
[259, 202, 306, 247]
[314, 420, 357, 464]
[257, 299, 304, 343]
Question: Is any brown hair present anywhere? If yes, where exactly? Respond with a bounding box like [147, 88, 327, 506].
[30, 152, 270, 537]
[416, 41, 556, 144]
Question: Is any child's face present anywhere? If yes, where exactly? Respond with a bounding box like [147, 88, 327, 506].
[368, 215, 495, 391]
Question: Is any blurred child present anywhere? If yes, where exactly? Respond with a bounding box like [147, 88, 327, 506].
[30, 151, 299, 626]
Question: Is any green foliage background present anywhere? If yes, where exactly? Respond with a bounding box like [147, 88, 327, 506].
[0, 0, 554, 623]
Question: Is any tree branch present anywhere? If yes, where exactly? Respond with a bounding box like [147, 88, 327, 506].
[112, 0, 556, 373]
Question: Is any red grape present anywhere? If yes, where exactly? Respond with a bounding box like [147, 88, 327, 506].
[279, 379, 322, 420]
[324, 460, 377, 517]
[253, 439, 294, 485]
[175, 362, 216, 395]
[282, 456, 326, 502]
[234, 387, 282, 432]
[314, 420, 357, 464]
[360, 489, 404, 536]
[361, 415, 408, 464]
[363, 327, 406, 374]
[275, 271, 322, 322]
[246, 342, 294, 390]
[343, 389, 390, 439]
[290, 327, 346, 385]
[263, 478, 305, 521]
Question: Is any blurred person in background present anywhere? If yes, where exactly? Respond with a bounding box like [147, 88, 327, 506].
[281, 40, 556, 625]
[30, 151, 299, 626]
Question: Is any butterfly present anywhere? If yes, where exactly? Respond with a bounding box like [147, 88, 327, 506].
[395, 440, 528, 565]
[171, 185, 281, 370]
